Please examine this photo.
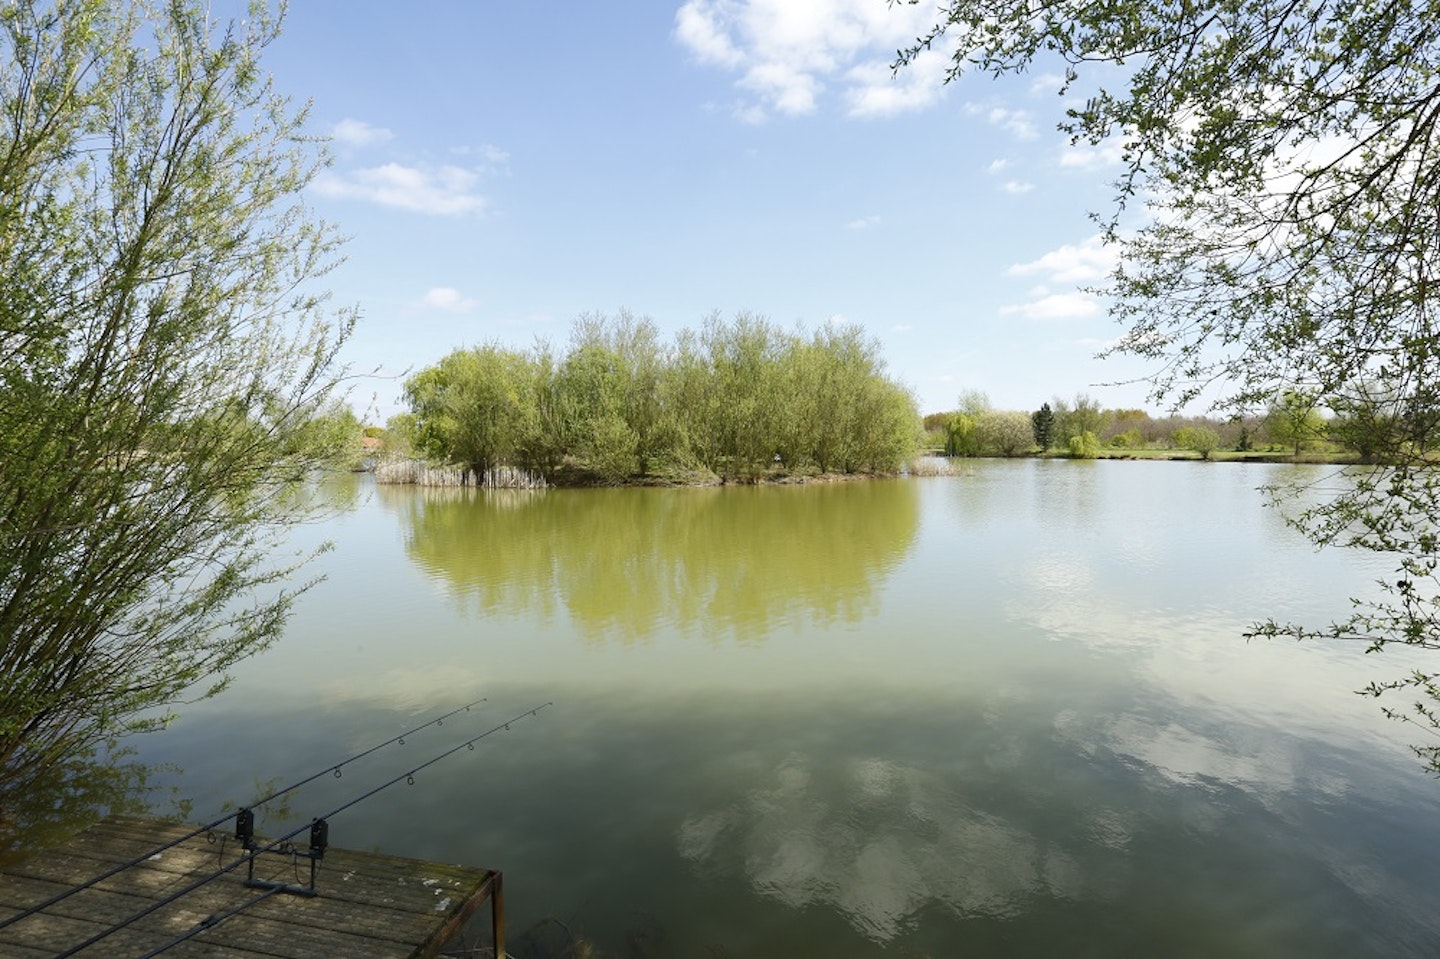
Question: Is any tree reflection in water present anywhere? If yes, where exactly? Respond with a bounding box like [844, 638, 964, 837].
[0, 745, 157, 868]
[382, 482, 921, 644]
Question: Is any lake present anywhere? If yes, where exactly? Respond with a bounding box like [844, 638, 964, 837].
[130, 459, 1440, 957]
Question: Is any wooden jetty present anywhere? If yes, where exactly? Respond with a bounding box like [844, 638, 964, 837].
[0, 816, 503, 958]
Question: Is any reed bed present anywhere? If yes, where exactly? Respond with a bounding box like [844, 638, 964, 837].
[907, 455, 970, 477]
[374, 458, 465, 486]
[373, 458, 547, 489]
[480, 465, 547, 489]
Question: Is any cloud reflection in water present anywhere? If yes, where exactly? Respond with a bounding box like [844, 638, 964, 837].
[679, 752, 1087, 942]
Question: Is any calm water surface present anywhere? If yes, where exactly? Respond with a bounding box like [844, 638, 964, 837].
[133, 460, 1440, 957]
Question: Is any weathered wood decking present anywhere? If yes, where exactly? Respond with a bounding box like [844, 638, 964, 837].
[0, 816, 502, 958]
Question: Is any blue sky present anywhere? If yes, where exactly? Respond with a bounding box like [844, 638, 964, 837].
[251, 1, 1160, 421]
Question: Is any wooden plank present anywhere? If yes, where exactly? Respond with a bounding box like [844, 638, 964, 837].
[0, 817, 500, 959]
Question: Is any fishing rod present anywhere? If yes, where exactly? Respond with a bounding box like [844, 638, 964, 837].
[0, 695, 488, 933]
[134, 884, 286, 959]
[55, 702, 552, 959]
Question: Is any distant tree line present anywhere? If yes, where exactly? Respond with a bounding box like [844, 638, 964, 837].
[387, 312, 921, 484]
[922, 388, 1436, 462]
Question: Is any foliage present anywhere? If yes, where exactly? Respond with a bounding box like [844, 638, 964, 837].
[1109, 409, 1151, 436]
[1054, 394, 1106, 446]
[1066, 431, 1101, 459]
[944, 413, 980, 457]
[976, 410, 1034, 457]
[1071, 395, 1107, 438]
[941, 390, 990, 457]
[1110, 428, 1142, 449]
[302, 404, 365, 471]
[685, 312, 786, 478]
[383, 413, 419, 457]
[553, 342, 641, 482]
[956, 390, 991, 418]
[1174, 426, 1221, 460]
[1325, 381, 1440, 465]
[402, 345, 537, 484]
[560, 310, 666, 479]
[0, 1, 353, 804]
[922, 412, 952, 433]
[1263, 391, 1326, 458]
[1030, 403, 1055, 450]
[902, 0, 1440, 767]
[401, 314, 920, 483]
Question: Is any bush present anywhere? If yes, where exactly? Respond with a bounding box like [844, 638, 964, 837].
[1175, 426, 1221, 459]
[1067, 431, 1101, 459]
[1110, 428, 1143, 448]
[976, 410, 1034, 457]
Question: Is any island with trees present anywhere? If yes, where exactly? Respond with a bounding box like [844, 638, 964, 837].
[380, 311, 922, 487]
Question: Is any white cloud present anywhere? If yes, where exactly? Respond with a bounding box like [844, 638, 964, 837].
[312, 163, 487, 216]
[999, 235, 1117, 321]
[986, 158, 1035, 193]
[742, 59, 821, 114]
[734, 102, 768, 125]
[846, 214, 881, 230]
[331, 118, 393, 147]
[674, 0, 952, 121]
[843, 53, 948, 119]
[450, 143, 511, 168]
[1059, 140, 1127, 170]
[417, 287, 479, 313]
[970, 104, 1038, 140]
[999, 291, 1102, 321]
[675, 1, 745, 68]
[1029, 72, 1067, 95]
[1006, 235, 1116, 284]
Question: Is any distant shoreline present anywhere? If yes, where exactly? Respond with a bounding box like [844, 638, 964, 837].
[367, 448, 1370, 489]
[918, 448, 1364, 465]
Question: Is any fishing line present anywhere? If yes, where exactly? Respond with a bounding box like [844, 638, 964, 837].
[0, 695, 487, 932]
[134, 845, 316, 959]
[53, 702, 552, 959]
[133, 885, 285, 959]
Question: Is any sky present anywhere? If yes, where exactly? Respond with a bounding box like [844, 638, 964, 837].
[244, 1, 1164, 422]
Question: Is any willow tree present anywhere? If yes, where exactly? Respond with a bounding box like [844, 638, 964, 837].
[552, 342, 640, 483]
[690, 312, 789, 479]
[553, 311, 668, 482]
[794, 323, 918, 473]
[0, 0, 353, 816]
[902, 0, 1440, 766]
[401, 345, 537, 484]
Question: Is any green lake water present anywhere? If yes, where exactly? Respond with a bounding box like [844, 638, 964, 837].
[128, 460, 1440, 957]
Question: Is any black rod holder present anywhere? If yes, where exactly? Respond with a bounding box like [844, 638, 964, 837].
[239, 817, 329, 897]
